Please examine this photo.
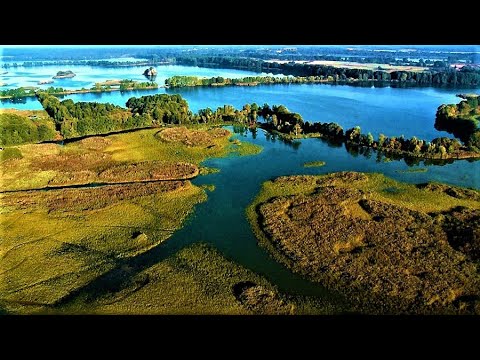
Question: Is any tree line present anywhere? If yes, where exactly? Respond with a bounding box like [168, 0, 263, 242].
[435, 94, 480, 150]
[259, 102, 479, 159]
[0, 112, 56, 146]
[165, 75, 331, 88]
[5, 92, 478, 162]
[171, 56, 480, 86]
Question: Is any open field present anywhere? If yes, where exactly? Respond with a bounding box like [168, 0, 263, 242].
[0, 180, 206, 313]
[0, 126, 263, 314]
[303, 60, 426, 73]
[1, 126, 261, 192]
[54, 243, 340, 315]
[265, 59, 426, 73]
[247, 172, 480, 314]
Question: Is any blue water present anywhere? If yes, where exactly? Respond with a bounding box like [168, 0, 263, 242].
[0, 64, 269, 91]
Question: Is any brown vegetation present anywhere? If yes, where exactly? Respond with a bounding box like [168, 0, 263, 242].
[233, 281, 293, 315]
[252, 172, 480, 314]
[1, 181, 189, 213]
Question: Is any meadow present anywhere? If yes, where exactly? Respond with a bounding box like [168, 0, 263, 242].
[0, 125, 263, 314]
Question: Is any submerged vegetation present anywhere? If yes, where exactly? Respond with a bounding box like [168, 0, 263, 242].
[247, 172, 480, 314]
[303, 161, 326, 168]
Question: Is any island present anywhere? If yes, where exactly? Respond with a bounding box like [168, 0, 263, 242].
[52, 70, 76, 79]
[0, 79, 159, 100]
[143, 66, 157, 80]
[247, 172, 480, 314]
[38, 80, 54, 85]
[0, 82, 6, 87]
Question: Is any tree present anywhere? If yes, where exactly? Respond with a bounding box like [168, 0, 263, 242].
[366, 132, 374, 146]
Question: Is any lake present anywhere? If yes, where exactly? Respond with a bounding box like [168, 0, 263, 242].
[0, 63, 272, 90]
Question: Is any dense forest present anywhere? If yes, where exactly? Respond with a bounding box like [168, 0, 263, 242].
[0, 112, 56, 146]
[36, 93, 149, 138]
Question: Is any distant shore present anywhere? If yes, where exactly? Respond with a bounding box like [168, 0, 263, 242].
[0, 85, 162, 100]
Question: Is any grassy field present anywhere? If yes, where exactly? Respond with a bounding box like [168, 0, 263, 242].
[1, 126, 262, 192]
[306, 60, 427, 73]
[247, 172, 480, 314]
[0, 125, 263, 314]
[0, 181, 206, 313]
[52, 243, 340, 315]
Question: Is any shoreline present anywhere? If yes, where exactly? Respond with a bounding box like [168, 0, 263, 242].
[0, 85, 162, 100]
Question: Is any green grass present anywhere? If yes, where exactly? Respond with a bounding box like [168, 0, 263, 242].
[0, 147, 22, 162]
[0, 182, 206, 314]
[229, 139, 263, 157]
[303, 161, 326, 168]
[51, 243, 340, 315]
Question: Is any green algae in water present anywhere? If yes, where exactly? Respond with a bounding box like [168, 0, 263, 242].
[396, 168, 428, 173]
[304, 161, 326, 168]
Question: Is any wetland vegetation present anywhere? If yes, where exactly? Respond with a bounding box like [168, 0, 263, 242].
[2, 45, 480, 315]
[0, 121, 262, 314]
[247, 172, 480, 314]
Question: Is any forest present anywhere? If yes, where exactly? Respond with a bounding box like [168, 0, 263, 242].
[0, 111, 56, 146]
[435, 94, 480, 150]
